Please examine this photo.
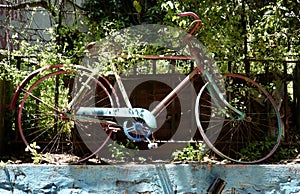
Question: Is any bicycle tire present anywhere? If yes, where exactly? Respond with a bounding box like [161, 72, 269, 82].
[195, 73, 283, 163]
[17, 65, 118, 163]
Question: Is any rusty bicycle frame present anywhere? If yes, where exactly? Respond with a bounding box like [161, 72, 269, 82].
[10, 12, 283, 163]
[74, 11, 242, 149]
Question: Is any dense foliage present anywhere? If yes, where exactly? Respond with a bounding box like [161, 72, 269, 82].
[1, 0, 298, 83]
[83, 0, 299, 73]
[0, 0, 299, 161]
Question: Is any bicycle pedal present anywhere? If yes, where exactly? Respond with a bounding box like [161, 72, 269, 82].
[148, 143, 158, 149]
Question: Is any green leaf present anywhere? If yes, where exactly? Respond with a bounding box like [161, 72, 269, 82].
[133, 0, 142, 13]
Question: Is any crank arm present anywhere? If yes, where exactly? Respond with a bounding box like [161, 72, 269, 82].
[76, 107, 157, 129]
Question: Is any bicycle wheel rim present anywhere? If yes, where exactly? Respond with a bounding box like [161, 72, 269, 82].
[196, 74, 283, 163]
[17, 66, 117, 162]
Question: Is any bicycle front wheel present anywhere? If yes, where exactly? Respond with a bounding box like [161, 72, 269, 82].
[196, 73, 283, 163]
[17, 65, 117, 162]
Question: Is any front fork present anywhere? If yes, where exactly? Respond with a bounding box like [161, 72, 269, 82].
[199, 79, 246, 121]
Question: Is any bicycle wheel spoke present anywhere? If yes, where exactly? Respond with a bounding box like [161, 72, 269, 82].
[197, 74, 282, 163]
[21, 89, 61, 112]
[18, 65, 118, 163]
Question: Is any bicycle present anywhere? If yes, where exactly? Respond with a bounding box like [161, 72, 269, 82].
[10, 12, 283, 163]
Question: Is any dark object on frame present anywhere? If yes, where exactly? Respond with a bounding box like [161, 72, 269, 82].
[207, 177, 227, 194]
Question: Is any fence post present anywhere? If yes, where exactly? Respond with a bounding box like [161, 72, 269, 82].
[295, 62, 300, 131]
[0, 79, 6, 154]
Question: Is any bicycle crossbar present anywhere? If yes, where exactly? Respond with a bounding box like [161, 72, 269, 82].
[76, 107, 157, 129]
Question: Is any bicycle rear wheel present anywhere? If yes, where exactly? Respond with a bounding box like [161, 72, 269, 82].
[196, 73, 283, 163]
[17, 65, 117, 162]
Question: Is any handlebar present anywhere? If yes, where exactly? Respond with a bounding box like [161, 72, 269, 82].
[179, 12, 199, 20]
[179, 12, 202, 35]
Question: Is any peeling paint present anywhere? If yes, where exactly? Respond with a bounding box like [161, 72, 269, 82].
[0, 164, 299, 193]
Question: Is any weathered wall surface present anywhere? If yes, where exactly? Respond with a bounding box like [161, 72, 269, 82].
[0, 164, 299, 193]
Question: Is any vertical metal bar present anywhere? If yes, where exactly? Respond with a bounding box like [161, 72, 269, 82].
[54, 75, 59, 134]
[133, 64, 137, 75]
[228, 61, 232, 73]
[295, 62, 300, 131]
[283, 61, 288, 141]
[171, 60, 176, 73]
[242, 0, 250, 75]
[152, 60, 156, 75]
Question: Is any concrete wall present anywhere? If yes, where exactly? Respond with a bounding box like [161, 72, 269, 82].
[0, 164, 299, 193]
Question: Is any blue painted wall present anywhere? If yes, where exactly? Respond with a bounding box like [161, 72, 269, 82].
[0, 164, 299, 193]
